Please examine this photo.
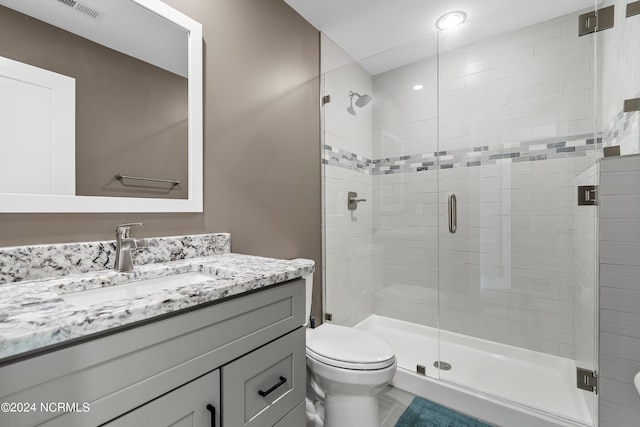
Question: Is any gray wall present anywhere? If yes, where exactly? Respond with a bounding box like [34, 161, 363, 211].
[599, 155, 640, 426]
[0, 0, 322, 318]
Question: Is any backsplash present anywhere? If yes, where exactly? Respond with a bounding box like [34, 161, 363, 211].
[0, 233, 231, 284]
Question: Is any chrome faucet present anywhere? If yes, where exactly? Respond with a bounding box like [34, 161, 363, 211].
[114, 223, 147, 272]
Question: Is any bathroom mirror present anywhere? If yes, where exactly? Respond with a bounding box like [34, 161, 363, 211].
[0, 0, 202, 212]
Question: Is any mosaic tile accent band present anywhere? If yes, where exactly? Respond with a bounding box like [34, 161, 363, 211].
[323, 134, 602, 175]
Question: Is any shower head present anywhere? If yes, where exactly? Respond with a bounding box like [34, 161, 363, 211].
[354, 93, 372, 107]
[348, 90, 373, 115]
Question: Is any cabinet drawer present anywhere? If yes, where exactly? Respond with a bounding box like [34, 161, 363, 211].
[222, 327, 305, 427]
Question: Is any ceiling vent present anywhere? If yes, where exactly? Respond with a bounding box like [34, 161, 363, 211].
[56, 0, 105, 21]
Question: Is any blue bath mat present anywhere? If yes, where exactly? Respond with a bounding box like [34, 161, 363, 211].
[395, 396, 492, 427]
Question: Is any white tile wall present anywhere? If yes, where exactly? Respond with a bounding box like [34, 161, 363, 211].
[433, 160, 588, 358]
[372, 171, 439, 326]
[438, 13, 595, 152]
[598, 154, 640, 427]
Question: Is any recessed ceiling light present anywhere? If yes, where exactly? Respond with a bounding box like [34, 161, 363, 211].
[413, 84, 424, 91]
[436, 11, 467, 30]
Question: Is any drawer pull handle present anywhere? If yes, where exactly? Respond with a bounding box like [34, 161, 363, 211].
[206, 403, 216, 427]
[258, 376, 287, 397]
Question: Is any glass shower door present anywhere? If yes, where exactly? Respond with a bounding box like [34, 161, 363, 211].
[368, 33, 441, 379]
[436, 6, 598, 425]
[321, 31, 443, 379]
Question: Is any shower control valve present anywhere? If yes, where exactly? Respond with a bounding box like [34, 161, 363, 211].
[348, 191, 367, 210]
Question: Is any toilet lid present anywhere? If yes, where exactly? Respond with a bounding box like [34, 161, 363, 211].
[306, 324, 395, 370]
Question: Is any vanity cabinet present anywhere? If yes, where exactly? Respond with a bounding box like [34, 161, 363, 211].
[0, 279, 305, 427]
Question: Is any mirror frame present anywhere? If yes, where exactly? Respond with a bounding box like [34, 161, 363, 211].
[0, 0, 203, 213]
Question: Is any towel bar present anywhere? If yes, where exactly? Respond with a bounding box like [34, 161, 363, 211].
[115, 173, 180, 186]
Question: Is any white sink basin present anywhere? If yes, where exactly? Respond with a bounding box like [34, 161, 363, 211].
[61, 272, 215, 307]
[635, 372, 640, 396]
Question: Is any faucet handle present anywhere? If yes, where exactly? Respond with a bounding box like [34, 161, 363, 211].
[116, 223, 143, 237]
[135, 238, 148, 250]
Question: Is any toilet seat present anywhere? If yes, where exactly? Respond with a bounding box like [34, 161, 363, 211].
[306, 324, 395, 370]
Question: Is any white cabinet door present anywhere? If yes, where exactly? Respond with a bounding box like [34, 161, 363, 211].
[103, 370, 220, 427]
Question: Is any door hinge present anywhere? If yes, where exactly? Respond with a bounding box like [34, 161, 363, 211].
[603, 145, 621, 157]
[577, 368, 598, 393]
[322, 95, 331, 105]
[324, 312, 333, 321]
[624, 98, 640, 113]
[579, 5, 615, 36]
[627, 1, 640, 18]
[577, 185, 597, 206]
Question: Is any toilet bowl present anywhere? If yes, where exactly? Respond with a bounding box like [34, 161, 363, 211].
[303, 274, 397, 427]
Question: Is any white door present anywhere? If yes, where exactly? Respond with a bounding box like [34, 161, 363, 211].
[0, 56, 75, 195]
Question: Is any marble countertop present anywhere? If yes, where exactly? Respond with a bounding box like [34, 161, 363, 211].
[0, 253, 314, 361]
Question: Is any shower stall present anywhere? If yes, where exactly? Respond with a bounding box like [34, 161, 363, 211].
[317, 1, 624, 426]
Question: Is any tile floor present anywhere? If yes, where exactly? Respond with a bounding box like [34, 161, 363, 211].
[378, 385, 417, 427]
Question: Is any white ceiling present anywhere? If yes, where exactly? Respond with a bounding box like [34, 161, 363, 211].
[284, 0, 599, 74]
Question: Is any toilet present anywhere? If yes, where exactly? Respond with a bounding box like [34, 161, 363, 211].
[304, 275, 397, 427]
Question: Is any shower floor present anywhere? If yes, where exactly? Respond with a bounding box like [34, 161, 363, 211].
[355, 315, 593, 426]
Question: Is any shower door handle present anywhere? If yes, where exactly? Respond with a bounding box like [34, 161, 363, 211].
[448, 193, 457, 234]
